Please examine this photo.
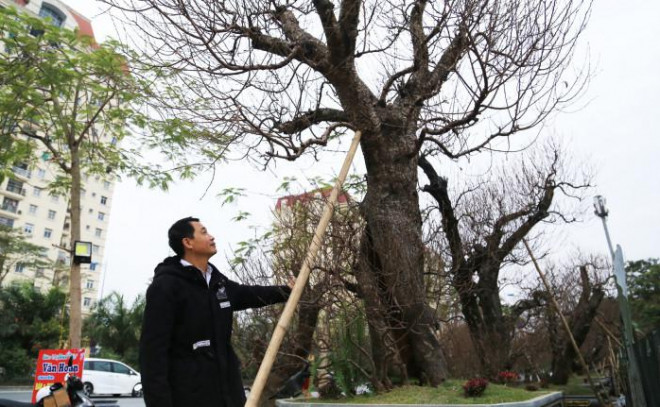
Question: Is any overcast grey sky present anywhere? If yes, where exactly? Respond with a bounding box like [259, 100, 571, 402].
[60, 0, 659, 303]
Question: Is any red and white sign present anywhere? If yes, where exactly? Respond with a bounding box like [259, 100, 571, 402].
[31, 349, 86, 403]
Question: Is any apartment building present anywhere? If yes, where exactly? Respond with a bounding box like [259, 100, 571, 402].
[0, 0, 96, 35]
[274, 188, 354, 285]
[0, 0, 114, 312]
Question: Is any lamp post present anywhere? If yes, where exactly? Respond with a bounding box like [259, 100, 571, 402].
[593, 195, 646, 407]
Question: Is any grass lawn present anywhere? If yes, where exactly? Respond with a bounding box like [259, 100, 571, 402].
[548, 375, 608, 396]
[311, 381, 554, 405]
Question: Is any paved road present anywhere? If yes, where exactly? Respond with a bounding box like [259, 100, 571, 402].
[0, 390, 145, 406]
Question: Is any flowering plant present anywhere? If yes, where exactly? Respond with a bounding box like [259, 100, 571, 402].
[463, 378, 489, 397]
[497, 371, 517, 384]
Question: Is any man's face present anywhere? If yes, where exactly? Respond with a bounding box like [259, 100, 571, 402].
[182, 221, 217, 258]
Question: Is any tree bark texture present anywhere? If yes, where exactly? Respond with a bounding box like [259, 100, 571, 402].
[68, 145, 82, 348]
[357, 124, 448, 385]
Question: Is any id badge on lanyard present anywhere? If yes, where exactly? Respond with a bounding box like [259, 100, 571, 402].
[216, 283, 231, 309]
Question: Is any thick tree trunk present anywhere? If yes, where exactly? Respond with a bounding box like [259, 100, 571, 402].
[455, 261, 514, 378]
[329, 70, 448, 384]
[454, 262, 511, 379]
[358, 126, 448, 385]
[458, 285, 513, 377]
[478, 265, 514, 376]
[68, 147, 82, 348]
[355, 229, 401, 390]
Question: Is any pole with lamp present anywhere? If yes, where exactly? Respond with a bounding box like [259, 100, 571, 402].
[593, 195, 646, 407]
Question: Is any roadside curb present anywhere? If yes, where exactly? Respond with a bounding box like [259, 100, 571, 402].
[0, 386, 32, 392]
[276, 392, 564, 407]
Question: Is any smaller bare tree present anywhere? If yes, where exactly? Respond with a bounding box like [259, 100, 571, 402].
[420, 143, 591, 377]
[543, 256, 610, 385]
[228, 183, 368, 401]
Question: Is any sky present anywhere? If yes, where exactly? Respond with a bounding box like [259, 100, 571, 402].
[57, 0, 660, 303]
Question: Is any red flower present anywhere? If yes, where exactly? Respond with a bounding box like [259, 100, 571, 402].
[463, 378, 489, 397]
[497, 371, 517, 384]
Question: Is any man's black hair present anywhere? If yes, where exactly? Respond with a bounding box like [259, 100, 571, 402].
[168, 217, 200, 256]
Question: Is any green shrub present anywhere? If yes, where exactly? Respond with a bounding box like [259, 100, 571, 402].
[0, 345, 33, 382]
[326, 307, 370, 396]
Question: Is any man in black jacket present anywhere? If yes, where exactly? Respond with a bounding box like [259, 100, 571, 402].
[139, 217, 292, 407]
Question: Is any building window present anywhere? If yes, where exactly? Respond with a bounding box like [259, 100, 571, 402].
[24, 223, 34, 235]
[92, 245, 100, 254]
[86, 280, 94, 289]
[38, 4, 66, 27]
[33, 187, 42, 197]
[15, 263, 25, 273]
[0, 216, 13, 227]
[89, 262, 98, 271]
[98, 212, 105, 221]
[95, 228, 102, 238]
[37, 169, 46, 179]
[88, 208, 93, 214]
[12, 163, 31, 178]
[36, 268, 46, 277]
[44, 228, 52, 239]
[83, 297, 92, 307]
[100, 196, 107, 205]
[103, 181, 110, 190]
[48, 209, 56, 220]
[50, 195, 59, 203]
[29, 205, 38, 215]
[1, 197, 19, 214]
[6, 179, 25, 195]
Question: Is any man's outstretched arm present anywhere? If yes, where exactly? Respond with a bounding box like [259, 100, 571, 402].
[228, 280, 292, 311]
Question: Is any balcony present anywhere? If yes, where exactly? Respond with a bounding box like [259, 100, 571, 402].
[0, 204, 20, 218]
[5, 184, 27, 199]
[11, 166, 32, 180]
[1, 202, 18, 213]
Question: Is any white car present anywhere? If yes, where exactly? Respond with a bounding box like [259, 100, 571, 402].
[82, 358, 142, 397]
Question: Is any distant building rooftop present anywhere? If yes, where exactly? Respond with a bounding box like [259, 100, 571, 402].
[276, 187, 350, 211]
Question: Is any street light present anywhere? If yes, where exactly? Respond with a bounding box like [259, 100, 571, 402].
[593, 195, 608, 217]
[593, 195, 646, 407]
[73, 241, 92, 265]
[594, 195, 615, 259]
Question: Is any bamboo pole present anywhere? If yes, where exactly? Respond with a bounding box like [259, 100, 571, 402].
[245, 130, 363, 407]
[595, 316, 623, 348]
[522, 239, 610, 407]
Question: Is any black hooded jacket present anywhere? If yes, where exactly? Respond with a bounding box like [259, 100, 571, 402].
[139, 256, 291, 407]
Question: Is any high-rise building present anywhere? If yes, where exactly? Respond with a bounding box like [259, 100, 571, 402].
[1, 0, 96, 35]
[0, 0, 114, 313]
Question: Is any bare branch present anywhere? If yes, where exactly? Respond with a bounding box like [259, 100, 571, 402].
[276, 108, 347, 134]
[418, 155, 464, 268]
